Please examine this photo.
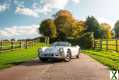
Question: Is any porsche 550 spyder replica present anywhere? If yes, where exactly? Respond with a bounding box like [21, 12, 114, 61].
[38, 42, 80, 62]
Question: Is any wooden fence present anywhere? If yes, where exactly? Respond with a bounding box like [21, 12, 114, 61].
[0, 40, 34, 52]
[93, 39, 119, 52]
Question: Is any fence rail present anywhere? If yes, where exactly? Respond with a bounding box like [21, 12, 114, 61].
[0, 40, 34, 52]
[93, 39, 119, 52]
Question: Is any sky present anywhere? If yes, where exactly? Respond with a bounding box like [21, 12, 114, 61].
[0, 0, 119, 40]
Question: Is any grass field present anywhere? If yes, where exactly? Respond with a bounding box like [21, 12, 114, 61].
[0, 43, 46, 69]
[82, 49, 119, 70]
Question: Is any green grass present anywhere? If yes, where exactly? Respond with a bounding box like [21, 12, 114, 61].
[82, 49, 119, 70]
[0, 43, 46, 69]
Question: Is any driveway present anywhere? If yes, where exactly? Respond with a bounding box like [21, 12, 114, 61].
[0, 54, 110, 80]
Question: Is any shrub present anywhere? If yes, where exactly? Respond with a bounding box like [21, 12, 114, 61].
[78, 32, 94, 49]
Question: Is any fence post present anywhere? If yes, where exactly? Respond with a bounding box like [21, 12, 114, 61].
[11, 40, 14, 49]
[19, 40, 22, 48]
[25, 40, 27, 49]
[93, 39, 95, 49]
[32, 40, 34, 47]
[116, 39, 118, 52]
[0, 40, 2, 51]
[100, 39, 102, 50]
[106, 39, 108, 50]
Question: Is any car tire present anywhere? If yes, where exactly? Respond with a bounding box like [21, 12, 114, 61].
[76, 53, 80, 58]
[76, 48, 80, 58]
[65, 49, 72, 62]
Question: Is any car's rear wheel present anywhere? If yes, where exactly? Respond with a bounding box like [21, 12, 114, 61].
[76, 53, 80, 58]
[76, 48, 80, 58]
[65, 50, 71, 62]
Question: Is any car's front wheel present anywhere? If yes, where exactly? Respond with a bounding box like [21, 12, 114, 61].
[65, 50, 71, 62]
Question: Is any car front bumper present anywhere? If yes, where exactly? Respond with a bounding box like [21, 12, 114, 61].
[39, 53, 65, 60]
[39, 56, 65, 59]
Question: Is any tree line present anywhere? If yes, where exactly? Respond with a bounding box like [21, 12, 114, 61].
[39, 10, 119, 43]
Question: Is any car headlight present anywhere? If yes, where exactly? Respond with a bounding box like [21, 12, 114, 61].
[59, 48, 64, 53]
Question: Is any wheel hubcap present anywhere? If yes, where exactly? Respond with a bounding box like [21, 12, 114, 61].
[65, 54, 71, 61]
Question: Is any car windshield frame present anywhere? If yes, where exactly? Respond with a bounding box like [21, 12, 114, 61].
[52, 42, 71, 46]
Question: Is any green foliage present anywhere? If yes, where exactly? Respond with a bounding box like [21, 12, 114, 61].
[78, 32, 94, 49]
[54, 10, 75, 38]
[114, 20, 119, 38]
[83, 50, 119, 70]
[86, 16, 102, 38]
[100, 23, 112, 39]
[72, 21, 86, 38]
[39, 19, 57, 38]
[54, 10, 86, 40]
[38, 10, 114, 45]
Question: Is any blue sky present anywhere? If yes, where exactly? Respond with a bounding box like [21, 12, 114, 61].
[0, 0, 119, 40]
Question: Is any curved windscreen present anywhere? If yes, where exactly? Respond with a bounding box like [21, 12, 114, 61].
[52, 42, 71, 46]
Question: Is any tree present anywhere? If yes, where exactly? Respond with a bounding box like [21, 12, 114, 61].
[86, 16, 102, 38]
[114, 20, 119, 38]
[54, 10, 75, 38]
[39, 19, 57, 38]
[100, 23, 112, 39]
[72, 20, 86, 38]
[54, 10, 86, 40]
[54, 10, 73, 18]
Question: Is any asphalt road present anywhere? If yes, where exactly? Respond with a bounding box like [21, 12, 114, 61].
[0, 54, 110, 80]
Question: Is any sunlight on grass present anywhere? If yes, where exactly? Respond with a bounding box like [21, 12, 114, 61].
[0, 43, 46, 69]
[82, 50, 119, 70]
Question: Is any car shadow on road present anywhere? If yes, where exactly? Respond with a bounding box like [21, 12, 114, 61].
[24, 59, 67, 66]
[8, 59, 67, 67]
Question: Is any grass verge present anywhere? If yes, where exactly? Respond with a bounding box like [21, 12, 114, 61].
[0, 43, 46, 69]
[82, 49, 119, 70]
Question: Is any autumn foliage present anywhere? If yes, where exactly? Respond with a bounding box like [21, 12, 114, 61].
[39, 10, 115, 48]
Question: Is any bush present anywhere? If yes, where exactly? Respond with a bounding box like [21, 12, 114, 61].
[78, 32, 94, 49]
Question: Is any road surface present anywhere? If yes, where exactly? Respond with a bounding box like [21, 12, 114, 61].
[0, 54, 110, 80]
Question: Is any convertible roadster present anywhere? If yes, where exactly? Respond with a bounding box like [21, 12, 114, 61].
[38, 42, 80, 62]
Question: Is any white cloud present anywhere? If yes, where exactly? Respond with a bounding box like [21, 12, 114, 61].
[0, 25, 40, 39]
[14, 0, 24, 7]
[32, 0, 68, 15]
[72, 0, 80, 4]
[14, 0, 39, 17]
[16, 7, 39, 17]
[15, 0, 80, 16]
[32, 0, 80, 15]
[0, 3, 9, 12]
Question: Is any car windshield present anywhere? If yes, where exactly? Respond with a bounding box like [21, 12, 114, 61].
[52, 42, 71, 46]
